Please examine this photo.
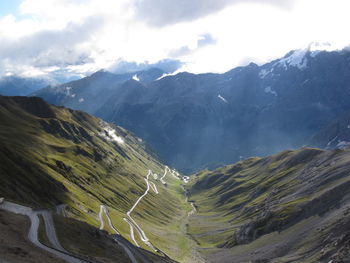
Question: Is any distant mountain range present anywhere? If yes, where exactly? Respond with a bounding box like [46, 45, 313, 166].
[32, 47, 350, 173]
[0, 76, 54, 96]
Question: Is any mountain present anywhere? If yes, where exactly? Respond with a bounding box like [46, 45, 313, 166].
[0, 76, 54, 96]
[309, 110, 350, 150]
[0, 96, 194, 262]
[1, 96, 350, 263]
[187, 147, 350, 263]
[33, 48, 350, 173]
[32, 68, 165, 113]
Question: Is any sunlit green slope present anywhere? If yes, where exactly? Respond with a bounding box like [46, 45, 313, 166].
[188, 148, 350, 262]
[0, 96, 192, 262]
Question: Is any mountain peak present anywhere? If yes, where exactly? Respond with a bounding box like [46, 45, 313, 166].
[276, 49, 309, 70]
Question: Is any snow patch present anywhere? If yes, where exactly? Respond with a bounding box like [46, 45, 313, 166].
[276, 49, 308, 70]
[218, 94, 228, 103]
[259, 68, 273, 79]
[59, 86, 76, 98]
[79, 98, 84, 103]
[336, 141, 350, 149]
[183, 176, 190, 184]
[99, 123, 124, 145]
[310, 50, 321, 58]
[327, 136, 338, 147]
[132, 74, 140, 81]
[347, 125, 350, 129]
[156, 72, 177, 81]
[264, 86, 277, 96]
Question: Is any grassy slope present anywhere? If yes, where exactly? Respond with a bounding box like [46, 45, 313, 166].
[187, 148, 350, 262]
[0, 96, 191, 262]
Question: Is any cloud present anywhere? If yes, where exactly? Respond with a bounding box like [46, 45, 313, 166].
[0, 15, 105, 76]
[169, 33, 216, 58]
[168, 46, 192, 58]
[133, 0, 296, 27]
[1, 0, 350, 80]
[197, 33, 217, 48]
[109, 59, 183, 74]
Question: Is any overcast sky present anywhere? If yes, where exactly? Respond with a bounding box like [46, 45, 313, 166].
[0, 0, 350, 78]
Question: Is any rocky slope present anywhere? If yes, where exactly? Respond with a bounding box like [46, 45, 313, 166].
[187, 148, 350, 263]
[0, 96, 192, 262]
[33, 48, 350, 173]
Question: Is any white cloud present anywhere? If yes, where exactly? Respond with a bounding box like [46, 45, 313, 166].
[0, 0, 350, 78]
[133, 0, 295, 27]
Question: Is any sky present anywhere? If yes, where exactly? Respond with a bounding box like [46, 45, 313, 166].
[0, 0, 350, 79]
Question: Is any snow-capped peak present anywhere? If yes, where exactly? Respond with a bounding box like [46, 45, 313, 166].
[276, 49, 309, 70]
[259, 42, 343, 78]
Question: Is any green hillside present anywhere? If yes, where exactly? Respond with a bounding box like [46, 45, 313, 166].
[0, 96, 192, 262]
[187, 148, 350, 262]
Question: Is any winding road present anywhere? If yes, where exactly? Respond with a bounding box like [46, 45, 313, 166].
[96, 166, 181, 261]
[98, 205, 120, 234]
[123, 166, 181, 253]
[0, 165, 182, 263]
[160, 166, 169, 185]
[97, 205, 139, 263]
[0, 200, 86, 263]
[124, 170, 158, 252]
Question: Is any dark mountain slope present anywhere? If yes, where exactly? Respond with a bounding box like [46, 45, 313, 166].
[34, 48, 350, 173]
[32, 68, 165, 114]
[309, 110, 350, 150]
[187, 147, 350, 262]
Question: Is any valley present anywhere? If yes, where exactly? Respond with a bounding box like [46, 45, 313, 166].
[0, 96, 349, 263]
[1, 44, 350, 263]
[1, 1, 350, 262]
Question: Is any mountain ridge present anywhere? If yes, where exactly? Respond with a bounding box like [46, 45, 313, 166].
[32, 47, 350, 173]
